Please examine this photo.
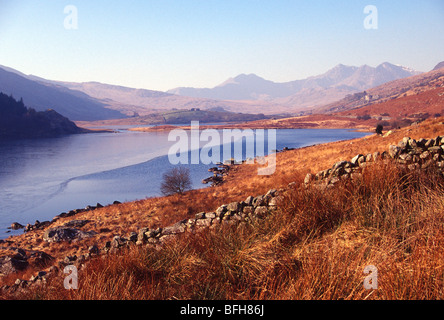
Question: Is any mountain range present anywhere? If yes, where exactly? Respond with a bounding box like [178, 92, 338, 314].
[0, 62, 432, 122]
[168, 62, 422, 108]
[318, 63, 444, 115]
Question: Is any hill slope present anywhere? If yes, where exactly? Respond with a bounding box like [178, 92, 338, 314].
[318, 67, 444, 115]
[0, 92, 87, 139]
[0, 67, 126, 121]
[56, 81, 279, 116]
[433, 61, 444, 71]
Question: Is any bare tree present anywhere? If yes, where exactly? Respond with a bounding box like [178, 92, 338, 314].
[160, 167, 192, 196]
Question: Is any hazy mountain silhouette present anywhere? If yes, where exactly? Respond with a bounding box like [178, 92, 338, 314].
[52, 80, 278, 116]
[0, 66, 125, 121]
[432, 61, 444, 71]
[168, 63, 422, 108]
[0, 62, 424, 118]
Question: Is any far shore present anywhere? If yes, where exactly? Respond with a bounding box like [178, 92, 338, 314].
[126, 114, 376, 133]
[75, 114, 377, 133]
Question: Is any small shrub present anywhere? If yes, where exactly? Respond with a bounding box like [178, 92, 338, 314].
[160, 167, 192, 196]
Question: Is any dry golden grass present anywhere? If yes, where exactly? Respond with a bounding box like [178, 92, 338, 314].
[9, 159, 444, 300]
[1, 117, 443, 299]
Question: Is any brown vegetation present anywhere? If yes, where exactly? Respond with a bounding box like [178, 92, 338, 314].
[1, 117, 443, 299]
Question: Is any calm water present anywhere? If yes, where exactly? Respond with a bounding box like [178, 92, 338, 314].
[0, 128, 370, 238]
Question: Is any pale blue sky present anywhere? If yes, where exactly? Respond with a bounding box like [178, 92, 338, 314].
[0, 0, 443, 91]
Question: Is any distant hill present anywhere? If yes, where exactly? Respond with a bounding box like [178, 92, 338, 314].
[317, 67, 444, 115]
[159, 108, 269, 124]
[0, 92, 87, 139]
[56, 81, 281, 116]
[168, 63, 422, 111]
[75, 108, 271, 127]
[0, 67, 126, 121]
[169, 73, 290, 101]
[433, 61, 444, 71]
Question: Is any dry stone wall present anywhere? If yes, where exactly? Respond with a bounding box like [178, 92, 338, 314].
[304, 135, 444, 188]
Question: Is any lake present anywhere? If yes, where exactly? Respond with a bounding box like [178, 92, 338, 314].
[0, 127, 371, 238]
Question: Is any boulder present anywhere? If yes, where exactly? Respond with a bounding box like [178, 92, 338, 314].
[425, 139, 435, 148]
[195, 212, 205, 219]
[111, 236, 127, 248]
[24, 220, 52, 232]
[428, 146, 442, 154]
[161, 221, 186, 236]
[63, 220, 91, 228]
[398, 137, 410, 149]
[304, 173, 312, 185]
[128, 232, 138, 243]
[351, 154, 363, 166]
[88, 245, 100, 255]
[10, 222, 24, 230]
[333, 160, 349, 170]
[0, 255, 29, 276]
[268, 197, 279, 207]
[196, 218, 212, 228]
[420, 151, 431, 160]
[408, 138, 417, 149]
[254, 206, 268, 218]
[137, 227, 149, 242]
[27, 250, 54, 268]
[398, 153, 413, 164]
[416, 138, 427, 147]
[227, 202, 241, 212]
[389, 145, 402, 158]
[64, 255, 77, 264]
[43, 227, 97, 243]
[243, 206, 254, 215]
[216, 205, 227, 217]
[244, 196, 254, 206]
[252, 195, 267, 207]
[205, 212, 216, 219]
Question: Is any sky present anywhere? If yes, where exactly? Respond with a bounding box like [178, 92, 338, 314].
[0, 0, 443, 92]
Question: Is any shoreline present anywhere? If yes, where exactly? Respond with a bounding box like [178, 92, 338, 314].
[77, 113, 377, 133]
[0, 127, 371, 240]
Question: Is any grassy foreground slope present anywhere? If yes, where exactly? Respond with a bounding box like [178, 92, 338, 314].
[1, 117, 444, 299]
